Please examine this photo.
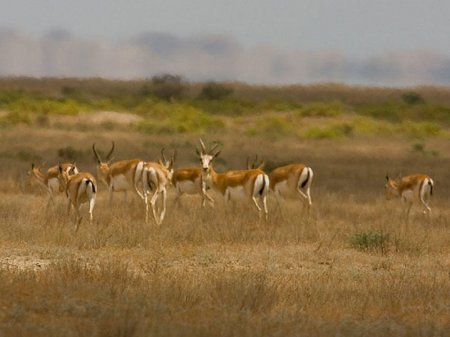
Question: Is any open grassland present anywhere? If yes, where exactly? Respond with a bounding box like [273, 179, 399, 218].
[0, 80, 450, 336]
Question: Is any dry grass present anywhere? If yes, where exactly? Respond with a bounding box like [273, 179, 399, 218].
[0, 124, 449, 337]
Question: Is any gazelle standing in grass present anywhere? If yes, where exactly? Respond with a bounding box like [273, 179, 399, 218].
[92, 142, 145, 203]
[57, 164, 97, 231]
[171, 143, 217, 208]
[142, 149, 175, 225]
[269, 163, 314, 213]
[385, 173, 434, 221]
[198, 139, 269, 220]
[28, 162, 78, 209]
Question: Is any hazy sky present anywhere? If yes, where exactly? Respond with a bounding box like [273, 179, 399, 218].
[2, 0, 450, 58]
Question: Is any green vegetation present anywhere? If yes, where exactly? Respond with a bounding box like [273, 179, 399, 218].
[0, 77, 449, 138]
[350, 231, 390, 253]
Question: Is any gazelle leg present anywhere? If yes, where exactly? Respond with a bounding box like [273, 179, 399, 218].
[67, 199, 72, 216]
[150, 190, 160, 225]
[74, 203, 82, 232]
[88, 198, 95, 223]
[262, 195, 268, 221]
[159, 188, 167, 224]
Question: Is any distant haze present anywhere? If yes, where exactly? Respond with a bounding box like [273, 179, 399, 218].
[1, 29, 449, 86]
[1, 0, 450, 85]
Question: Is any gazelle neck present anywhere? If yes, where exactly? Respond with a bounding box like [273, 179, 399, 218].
[32, 168, 47, 186]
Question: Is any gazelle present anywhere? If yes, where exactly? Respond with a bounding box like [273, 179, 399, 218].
[198, 140, 269, 220]
[171, 143, 217, 208]
[385, 174, 434, 219]
[92, 142, 145, 203]
[28, 162, 78, 208]
[142, 149, 175, 225]
[246, 155, 265, 170]
[57, 164, 97, 230]
[269, 163, 314, 211]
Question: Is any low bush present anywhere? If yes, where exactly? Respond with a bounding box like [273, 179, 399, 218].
[350, 231, 390, 253]
[297, 100, 345, 117]
[246, 114, 295, 139]
[303, 123, 353, 139]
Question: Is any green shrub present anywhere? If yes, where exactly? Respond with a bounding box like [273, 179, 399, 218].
[195, 97, 257, 116]
[351, 116, 396, 136]
[401, 121, 441, 137]
[350, 231, 390, 253]
[199, 82, 233, 100]
[1, 111, 33, 125]
[258, 96, 300, 112]
[57, 146, 83, 161]
[303, 123, 353, 139]
[402, 91, 425, 105]
[246, 114, 295, 139]
[298, 101, 345, 117]
[136, 103, 224, 134]
[355, 101, 404, 122]
[150, 74, 185, 101]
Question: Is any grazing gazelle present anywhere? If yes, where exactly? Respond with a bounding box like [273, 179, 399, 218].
[198, 139, 269, 219]
[28, 162, 78, 208]
[57, 164, 97, 230]
[269, 163, 314, 211]
[171, 142, 217, 208]
[142, 149, 175, 224]
[385, 174, 434, 219]
[92, 142, 145, 202]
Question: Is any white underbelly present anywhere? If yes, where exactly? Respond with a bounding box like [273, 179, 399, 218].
[177, 180, 200, 195]
[112, 175, 130, 191]
[227, 186, 247, 201]
[47, 178, 59, 193]
[401, 189, 415, 203]
[274, 181, 296, 199]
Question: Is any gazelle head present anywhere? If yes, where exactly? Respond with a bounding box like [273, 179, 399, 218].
[384, 174, 400, 200]
[57, 163, 70, 193]
[159, 148, 176, 184]
[92, 141, 115, 181]
[27, 163, 42, 186]
[196, 138, 220, 173]
[246, 154, 265, 170]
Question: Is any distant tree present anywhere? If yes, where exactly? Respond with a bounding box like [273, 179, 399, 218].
[150, 74, 185, 101]
[402, 91, 425, 105]
[199, 82, 234, 100]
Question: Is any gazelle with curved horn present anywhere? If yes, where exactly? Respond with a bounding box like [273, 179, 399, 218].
[199, 139, 270, 220]
[385, 173, 434, 220]
[246, 154, 265, 170]
[27, 162, 78, 208]
[142, 148, 176, 224]
[92, 142, 145, 203]
[171, 140, 216, 208]
[269, 163, 314, 211]
[57, 164, 97, 231]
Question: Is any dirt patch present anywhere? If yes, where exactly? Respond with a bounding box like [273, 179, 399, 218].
[51, 110, 143, 126]
[0, 255, 51, 271]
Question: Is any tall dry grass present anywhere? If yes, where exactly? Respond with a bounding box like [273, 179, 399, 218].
[0, 125, 449, 336]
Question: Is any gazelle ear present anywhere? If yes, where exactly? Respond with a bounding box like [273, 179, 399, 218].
[212, 151, 221, 160]
[59, 163, 63, 174]
[31, 163, 35, 169]
[385, 174, 389, 181]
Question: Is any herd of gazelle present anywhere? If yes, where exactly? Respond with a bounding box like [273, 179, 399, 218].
[28, 139, 434, 229]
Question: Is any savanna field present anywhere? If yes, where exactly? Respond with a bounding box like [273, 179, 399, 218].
[0, 78, 449, 336]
